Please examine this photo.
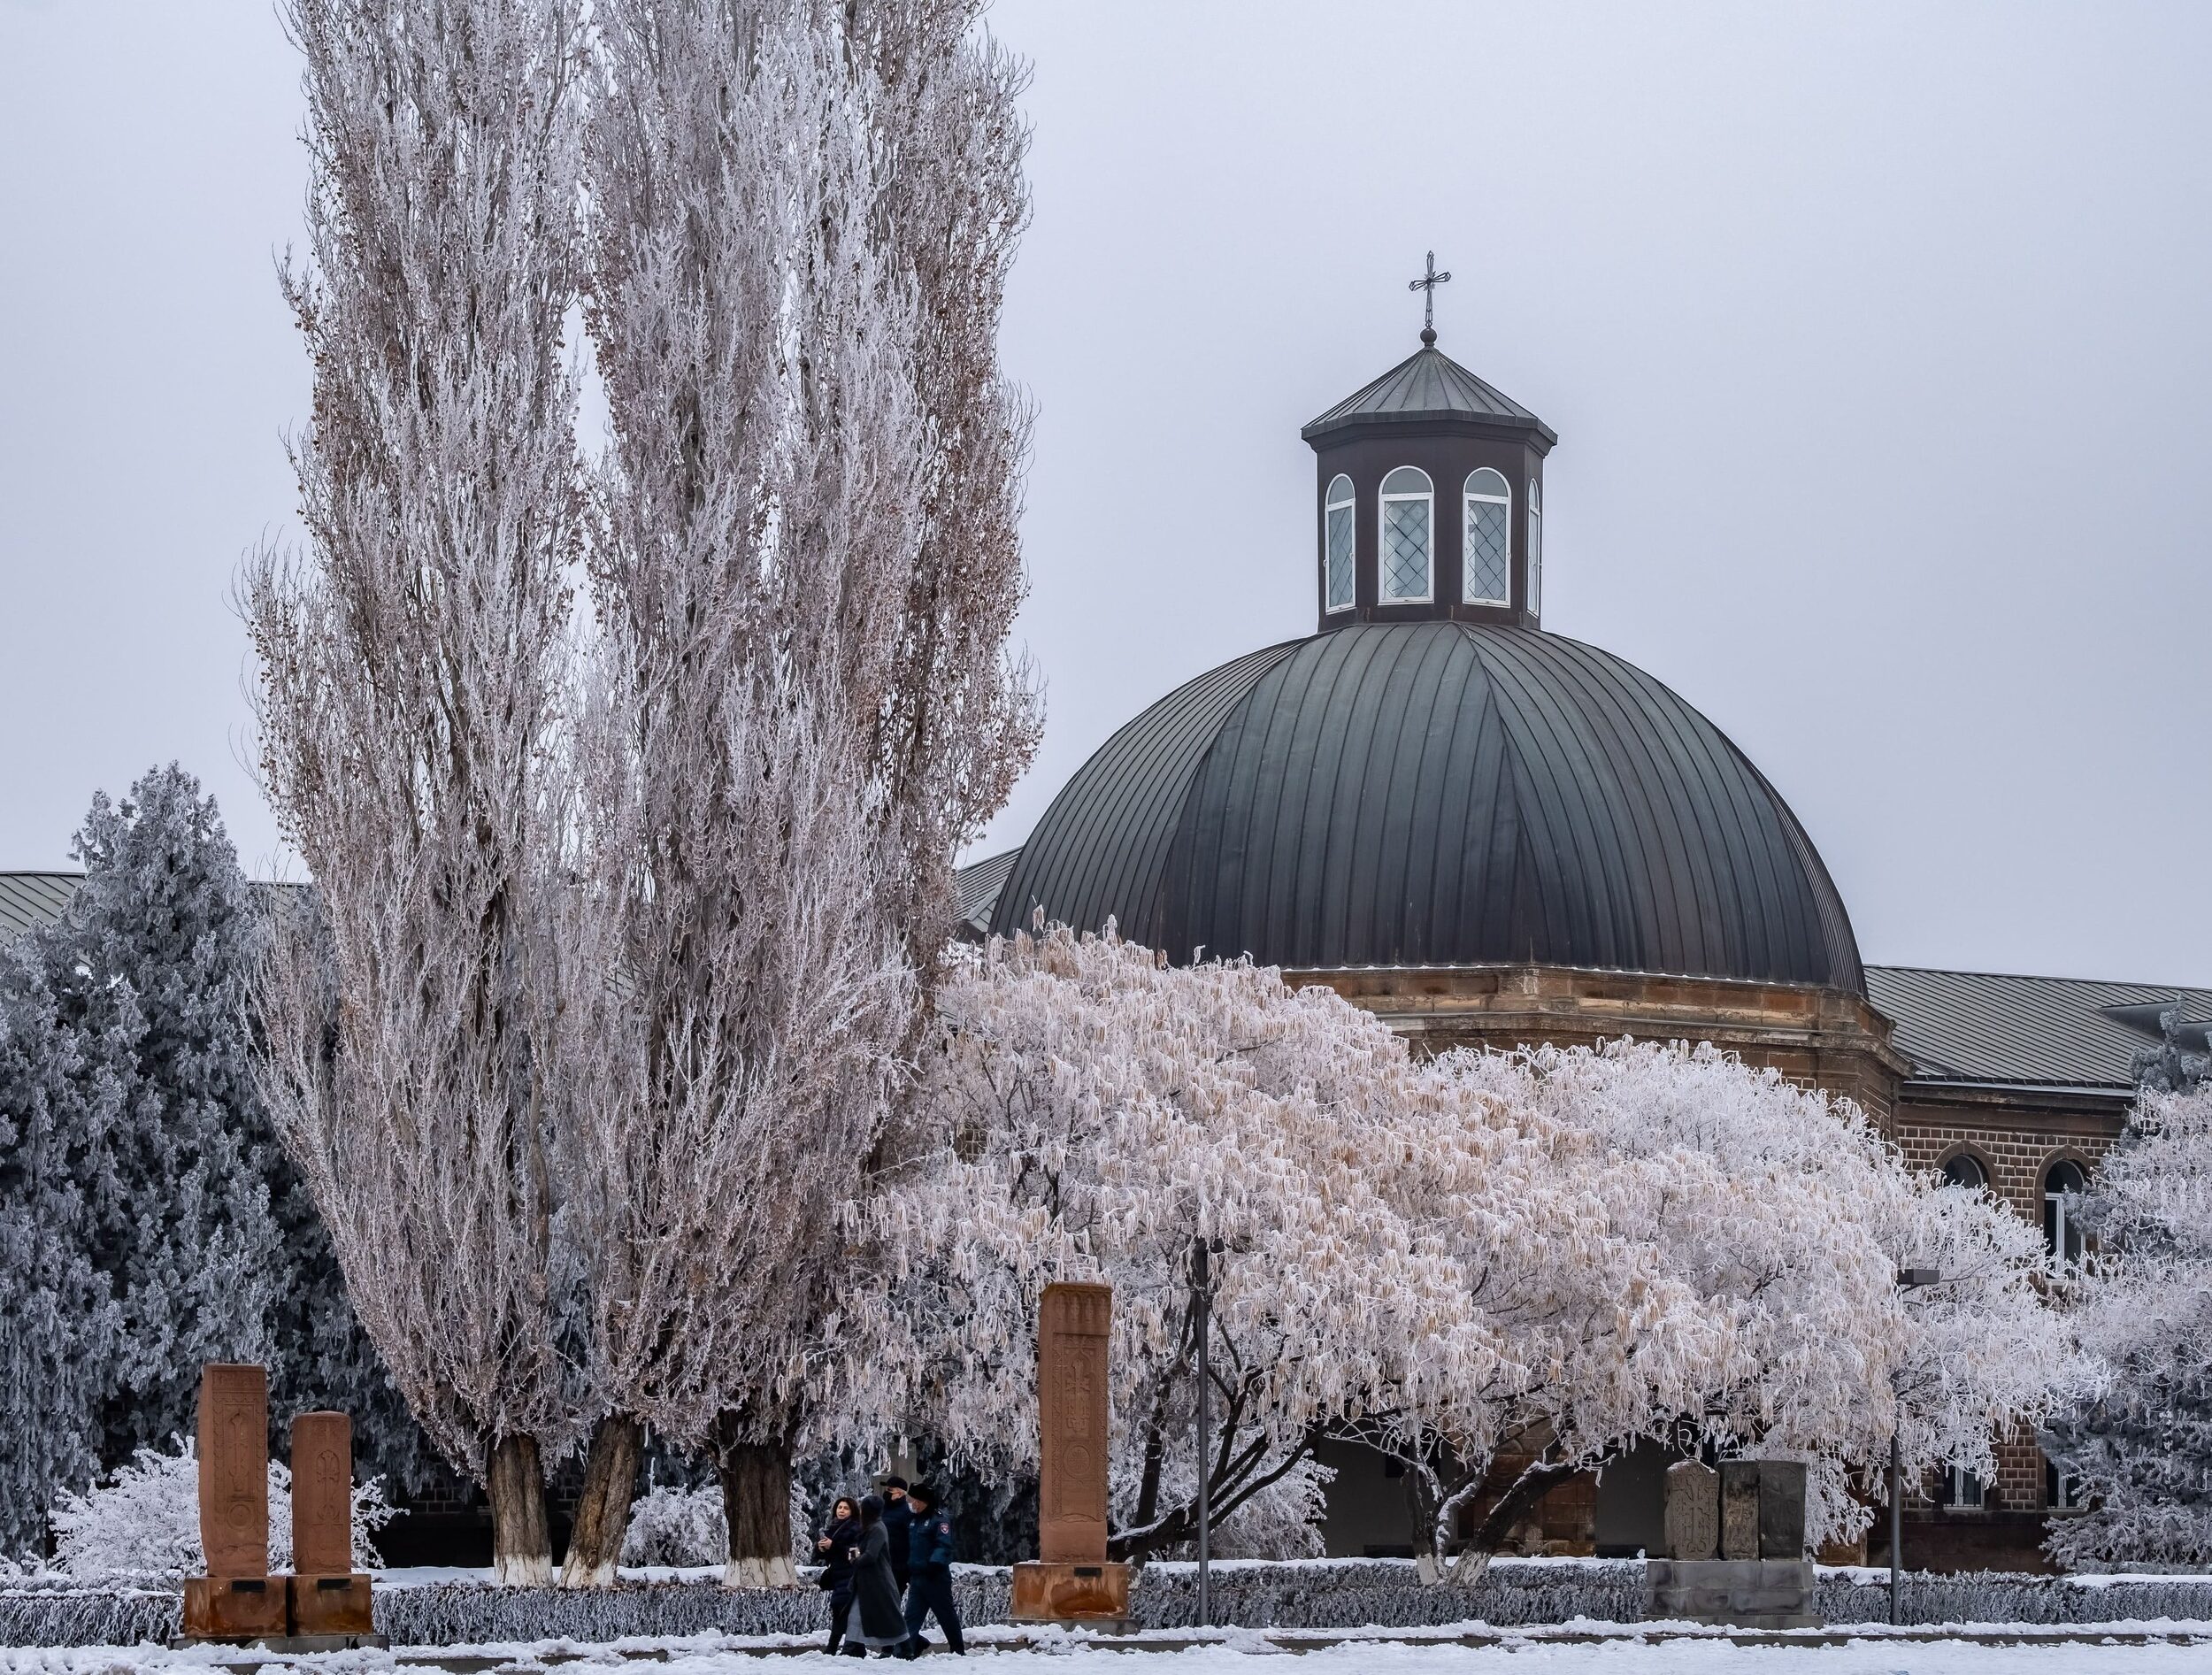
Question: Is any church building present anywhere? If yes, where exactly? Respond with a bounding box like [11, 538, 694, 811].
[953, 302, 2212, 1569]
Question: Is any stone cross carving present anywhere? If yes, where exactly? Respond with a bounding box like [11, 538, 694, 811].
[1408, 250, 1452, 344]
[197, 1364, 268, 1579]
[1719, 1460, 1761, 1561]
[1663, 1460, 1719, 1560]
[1037, 1282, 1111, 1564]
[290, 1412, 353, 1578]
[1757, 1459, 1809, 1559]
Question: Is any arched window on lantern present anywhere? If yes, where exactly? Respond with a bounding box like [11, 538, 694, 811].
[1526, 477, 1544, 615]
[1942, 1154, 1987, 1191]
[1323, 473, 1356, 613]
[1379, 466, 1433, 602]
[2044, 1160, 2088, 1264]
[1463, 468, 1511, 605]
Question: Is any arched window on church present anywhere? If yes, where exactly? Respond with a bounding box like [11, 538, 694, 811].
[2044, 1160, 2087, 1265]
[1463, 468, 1511, 605]
[1324, 473, 1356, 613]
[1379, 466, 1433, 602]
[1942, 1154, 1987, 1191]
[1526, 477, 1544, 615]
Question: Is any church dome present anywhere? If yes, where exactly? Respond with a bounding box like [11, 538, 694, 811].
[987, 620, 1864, 993]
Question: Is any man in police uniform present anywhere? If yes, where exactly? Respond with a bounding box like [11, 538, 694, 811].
[899, 1482, 964, 1656]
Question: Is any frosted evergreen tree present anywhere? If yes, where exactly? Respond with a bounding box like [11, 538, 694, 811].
[0, 944, 120, 1556]
[44, 765, 288, 1461]
[2043, 1084, 2212, 1567]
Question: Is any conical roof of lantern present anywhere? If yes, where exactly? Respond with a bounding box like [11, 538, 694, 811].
[1302, 342, 1557, 446]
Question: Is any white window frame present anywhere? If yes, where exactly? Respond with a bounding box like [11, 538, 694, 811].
[2045, 1161, 2087, 1266]
[1378, 466, 1434, 604]
[1945, 1464, 1985, 1510]
[1463, 468, 1512, 606]
[1323, 474, 1356, 614]
[1526, 476, 1543, 616]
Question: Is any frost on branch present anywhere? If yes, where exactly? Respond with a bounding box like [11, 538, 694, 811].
[848, 926, 2075, 1571]
[50, 1437, 392, 1582]
[2044, 1087, 2212, 1567]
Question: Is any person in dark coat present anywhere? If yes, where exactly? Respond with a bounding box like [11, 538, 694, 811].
[899, 1482, 964, 1657]
[879, 1475, 914, 1597]
[815, 1496, 860, 1656]
[841, 1494, 909, 1657]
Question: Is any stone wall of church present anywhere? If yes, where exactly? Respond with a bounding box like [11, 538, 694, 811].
[1297, 962, 1909, 1122]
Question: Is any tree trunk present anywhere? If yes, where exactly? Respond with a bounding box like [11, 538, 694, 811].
[1448, 1456, 1583, 1583]
[718, 1441, 796, 1589]
[560, 1414, 644, 1587]
[487, 1432, 553, 1586]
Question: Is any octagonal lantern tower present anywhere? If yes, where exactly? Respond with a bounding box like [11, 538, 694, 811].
[1302, 325, 1558, 633]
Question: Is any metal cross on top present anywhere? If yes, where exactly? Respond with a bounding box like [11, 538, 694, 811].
[1409, 250, 1451, 344]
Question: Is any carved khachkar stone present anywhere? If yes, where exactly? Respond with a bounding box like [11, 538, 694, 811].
[198, 1364, 269, 1579]
[290, 1412, 353, 1577]
[1718, 1461, 1761, 1561]
[1757, 1458, 1809, 1559]
[1015, 1283, 1130, 1625]
[182, 1364, 286, 1642]
[1038, 1281, 1112, 1564]
[1663, 1460, 1719, 1560]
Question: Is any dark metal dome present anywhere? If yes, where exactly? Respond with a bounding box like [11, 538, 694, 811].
[988, 621, 1863, 993]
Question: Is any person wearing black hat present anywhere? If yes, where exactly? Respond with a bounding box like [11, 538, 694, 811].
[879, 1475, 914, 1599]
[899, 1482, 964, 1657]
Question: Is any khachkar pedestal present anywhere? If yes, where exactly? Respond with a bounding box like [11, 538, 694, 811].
[1644, 1458, 1819, 1629]
[1010, 1283, 1133, 1628]
[180, 1364, 288, 1642]
[287, 1412, 378, 1643]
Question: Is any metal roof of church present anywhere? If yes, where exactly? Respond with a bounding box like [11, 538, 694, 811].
[1864, 964, 2212, 1091]
[1302, 344, 1558, 445]
[986, 621, 1863, 988]
[0, 871, 81, 940]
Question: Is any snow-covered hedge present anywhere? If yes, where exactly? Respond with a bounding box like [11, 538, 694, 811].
[8, 1558, 2212, 1646]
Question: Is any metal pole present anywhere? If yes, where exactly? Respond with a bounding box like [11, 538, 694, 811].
[1889, 1430, 1902, 1625]
[1194, 1239, 1211, 1629]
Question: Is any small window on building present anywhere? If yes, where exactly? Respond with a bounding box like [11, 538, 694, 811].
[1379, 466, 1433, 602]
[1526, 478, 1544, 615]
[1942, 1154, 1987, 1191]
[1463, 468, 1511, 605]
[1941, 1464, 1985, 1510]
[1323, 474, 1356, 613]
[2045, 1160, 2087, 1264]
[2046, 1458, 2084, 1510]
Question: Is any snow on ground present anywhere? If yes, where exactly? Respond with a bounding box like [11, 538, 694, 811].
[6, 1627, 2212, 1673]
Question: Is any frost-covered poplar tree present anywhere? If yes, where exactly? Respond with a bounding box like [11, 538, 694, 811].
[245, 0, 590, 1583]
[561, 0, 1033, 1587]
[2043, 1087, 2212, 1567]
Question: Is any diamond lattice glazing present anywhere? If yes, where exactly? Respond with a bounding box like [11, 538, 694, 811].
[1382, 501, 1430, 600]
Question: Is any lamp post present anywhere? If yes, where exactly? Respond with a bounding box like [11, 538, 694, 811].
[1891, 1266, 1942, 1627]
[1194, 1239, 1211, 1629]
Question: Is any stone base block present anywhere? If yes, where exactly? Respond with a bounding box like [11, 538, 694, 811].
[1645, 1557, 1820, 1628]
[180, 1576, 288, 1642]
[288, 1574, 374, 1637]
[1010, 1559, 1133, 1626]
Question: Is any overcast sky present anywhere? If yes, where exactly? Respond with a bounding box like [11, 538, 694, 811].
[3, 2, 2208, 984]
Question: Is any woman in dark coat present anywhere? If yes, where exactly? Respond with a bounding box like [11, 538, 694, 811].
[842, 1494, 909, 1657]
[815, 1496, 861, 1655]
